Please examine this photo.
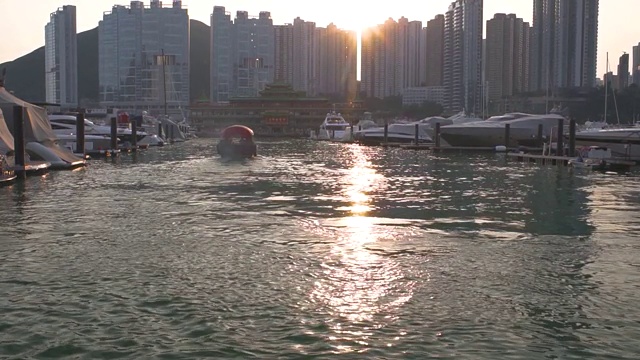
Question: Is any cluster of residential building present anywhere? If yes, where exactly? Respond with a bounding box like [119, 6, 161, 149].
[43, 0, 637, 122]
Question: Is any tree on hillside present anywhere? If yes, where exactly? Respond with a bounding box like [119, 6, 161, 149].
[402, 101, 444, 119]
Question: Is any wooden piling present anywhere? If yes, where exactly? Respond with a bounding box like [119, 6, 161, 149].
[504, 123, 511, 147]
[158, 123, 163, 138]
[170, 124, 174, 142]
[383, 123, 388, 144]
[110, 118, 118, 150]
[131, 118, 138, 149]
[165, 124, 170, 142]
[76, 112, 85, 155]
[435, 122, 441, 148]
[537, 124, 544, 147]
[12, 106, 26, 179]
[568, 119, 576, 157]
[414, 123, 419, 145]
[556, 118, 564, 156]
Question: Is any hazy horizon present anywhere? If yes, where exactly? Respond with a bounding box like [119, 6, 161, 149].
[0, 0, 637, 78]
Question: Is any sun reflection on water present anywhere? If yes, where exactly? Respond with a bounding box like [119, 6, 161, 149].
[308, 145, 416, 350]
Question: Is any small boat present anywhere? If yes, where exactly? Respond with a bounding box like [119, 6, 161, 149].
[568, 146, 632, 172]
[216, 125, 257, 160]
[0, 154, 16, 186]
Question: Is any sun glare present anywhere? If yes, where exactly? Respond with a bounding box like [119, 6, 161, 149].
[308, 145, 415, 341]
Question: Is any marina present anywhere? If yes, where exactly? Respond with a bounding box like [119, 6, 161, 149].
[2, 0, 639, 357]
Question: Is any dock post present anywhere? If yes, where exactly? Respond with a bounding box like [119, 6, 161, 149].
[110, 118, 118, 151]
[12, 106, 26, 179]
[165, 124, 170, 142]
[568, 119, 576, 157]
[158, 123, 163, 138]
[435, 122, 441, 149]
[76, 111, 85, 156]
[504, 123, 511, 148]
[537, 124, 544, 148]
[131, 118, 138, 150]
[556, 118, 564, 156]
[414, 123, 419, 145]
[170, 125, 174, 142]
[383, 123, 388, 144]
[350, 125, 354, 139]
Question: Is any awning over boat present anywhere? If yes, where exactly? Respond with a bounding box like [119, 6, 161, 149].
[221, 125, 254, 139]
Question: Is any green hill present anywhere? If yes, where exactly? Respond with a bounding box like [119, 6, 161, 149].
[0, 19, 210, 104]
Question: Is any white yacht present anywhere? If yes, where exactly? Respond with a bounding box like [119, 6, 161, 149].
[48, 114, 163, 147]
[339, 112, 378, 142]
[439, 113, 565, 147]
[570, 53, 640, 161]
[56, 133, 114, 154]
[446, 111, 484, 124]
[310, 111, 351, 141]
[573, 127, 640, 161]
[354, 119, 434, 146]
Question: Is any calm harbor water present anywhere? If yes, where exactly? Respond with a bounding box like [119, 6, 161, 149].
[1, 139, 640, 359]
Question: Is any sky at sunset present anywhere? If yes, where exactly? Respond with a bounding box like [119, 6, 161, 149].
[0, 0, 638, 78]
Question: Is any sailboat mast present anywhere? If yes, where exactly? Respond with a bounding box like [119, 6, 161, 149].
[161, 48, 168, 117]
[545, 68, 549, 113]
[604, 52, 608, 123]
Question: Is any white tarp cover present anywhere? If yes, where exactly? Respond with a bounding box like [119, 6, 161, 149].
[0, 86, 81, 163]
[160, 117, 187, 141]
[0, 108, 14, 154]
[388, 122, 433, 139]
[0, 86, 57, 143]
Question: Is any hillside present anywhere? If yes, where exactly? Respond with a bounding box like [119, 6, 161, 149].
[0, 19, 210, 104]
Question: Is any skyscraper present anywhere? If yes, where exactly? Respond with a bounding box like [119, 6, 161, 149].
[360, 25, 386, 98]
[531, 0, 599, 91]
[293, 17, 316, 94]
[485, 13, 530, 102]
[314, 24, 358, 99]
[617, 52, 629, 89]
[99, 0, 189, 116]
[632, 44, 640, 86]
[210, 8, 274, 102]
[403, 19, 424, 90]
[425, 15, 445, 87]
[443, 0, 483, 114]
[360, 17, 424, 99]
[274, 24, 294, 84]
[210, 6, 233, 102]
[45, 5, 77, 108]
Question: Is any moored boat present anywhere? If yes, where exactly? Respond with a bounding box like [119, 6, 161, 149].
[310, 111, 350, 141]
[0, 154, 16, 186]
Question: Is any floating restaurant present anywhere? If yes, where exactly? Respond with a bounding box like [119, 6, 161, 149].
[189, 83, 366, 137]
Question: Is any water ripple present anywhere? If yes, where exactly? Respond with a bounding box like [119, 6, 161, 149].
[0, 140, 639, 358]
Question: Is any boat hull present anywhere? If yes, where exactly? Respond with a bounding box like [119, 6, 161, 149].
[355, 134, 432, 146]
[574, 139, 640, 161]
[0, 174, 16, 186]
[572, 129, 640, 161]
[216, 141, 257, 160]
[312, 129, 348, 141]
[439, 127, 540, 147]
